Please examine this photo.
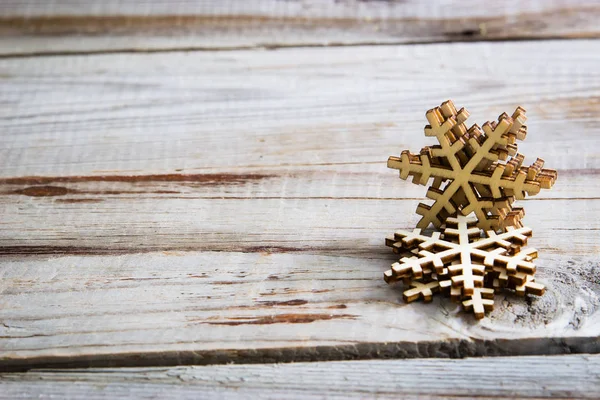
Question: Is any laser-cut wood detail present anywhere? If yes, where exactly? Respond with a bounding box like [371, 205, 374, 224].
[385, 215, 544, 319]
[387, 100, 558, 231]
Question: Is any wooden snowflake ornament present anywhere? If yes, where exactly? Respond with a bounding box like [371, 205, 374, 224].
[384, 101, 556, 319]
[388, 100, 557, 231]
[385, 215, 545, 319]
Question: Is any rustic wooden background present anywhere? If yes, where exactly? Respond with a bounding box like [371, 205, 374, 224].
[1, 0, 600, 398]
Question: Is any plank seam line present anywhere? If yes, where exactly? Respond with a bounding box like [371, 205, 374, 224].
[0, 337, 597, 372]
[0, 36, 598, 59]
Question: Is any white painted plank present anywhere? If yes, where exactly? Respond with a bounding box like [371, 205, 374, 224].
[2, 355, 600, 399]
[0, 1, 598, 55]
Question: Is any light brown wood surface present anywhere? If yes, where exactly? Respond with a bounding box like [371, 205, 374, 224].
[1, 39, 600, 371]
[0, 0, 599, 55]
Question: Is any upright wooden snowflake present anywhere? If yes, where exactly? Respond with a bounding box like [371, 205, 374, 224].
[388, 100, 557, 231]
[385, 215, 545, 319]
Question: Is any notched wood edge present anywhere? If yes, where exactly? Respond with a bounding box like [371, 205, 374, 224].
[1, 336, 598, 372]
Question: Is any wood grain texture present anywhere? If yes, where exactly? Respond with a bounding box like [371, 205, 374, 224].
[2, 355, 600, 399]
[0, 0, 599, 55]
[1, 40, 600, 369]
[2, 250, 599, 371]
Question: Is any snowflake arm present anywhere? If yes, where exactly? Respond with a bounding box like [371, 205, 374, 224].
[462, 287, 495, 319]
[385, 229, 447, 253]
[403, 281, 441, 303]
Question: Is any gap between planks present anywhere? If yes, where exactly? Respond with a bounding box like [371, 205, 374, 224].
[1, 337, 598, 373]
[1, 355, 599, 399]
[1, 36, 598, 59]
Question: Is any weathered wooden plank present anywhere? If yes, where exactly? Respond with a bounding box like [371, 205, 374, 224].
[2, 355, 600, 399]
[1, 249, 599, 370]
[0, 191, 598, 256]
[0, 1, 598, 55]
[1, 40, 599, 177]
[1, 40, 600, 368]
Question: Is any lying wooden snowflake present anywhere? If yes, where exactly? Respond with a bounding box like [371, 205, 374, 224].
[384, 215, 545, 319]
[388, 100, 557, 231]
